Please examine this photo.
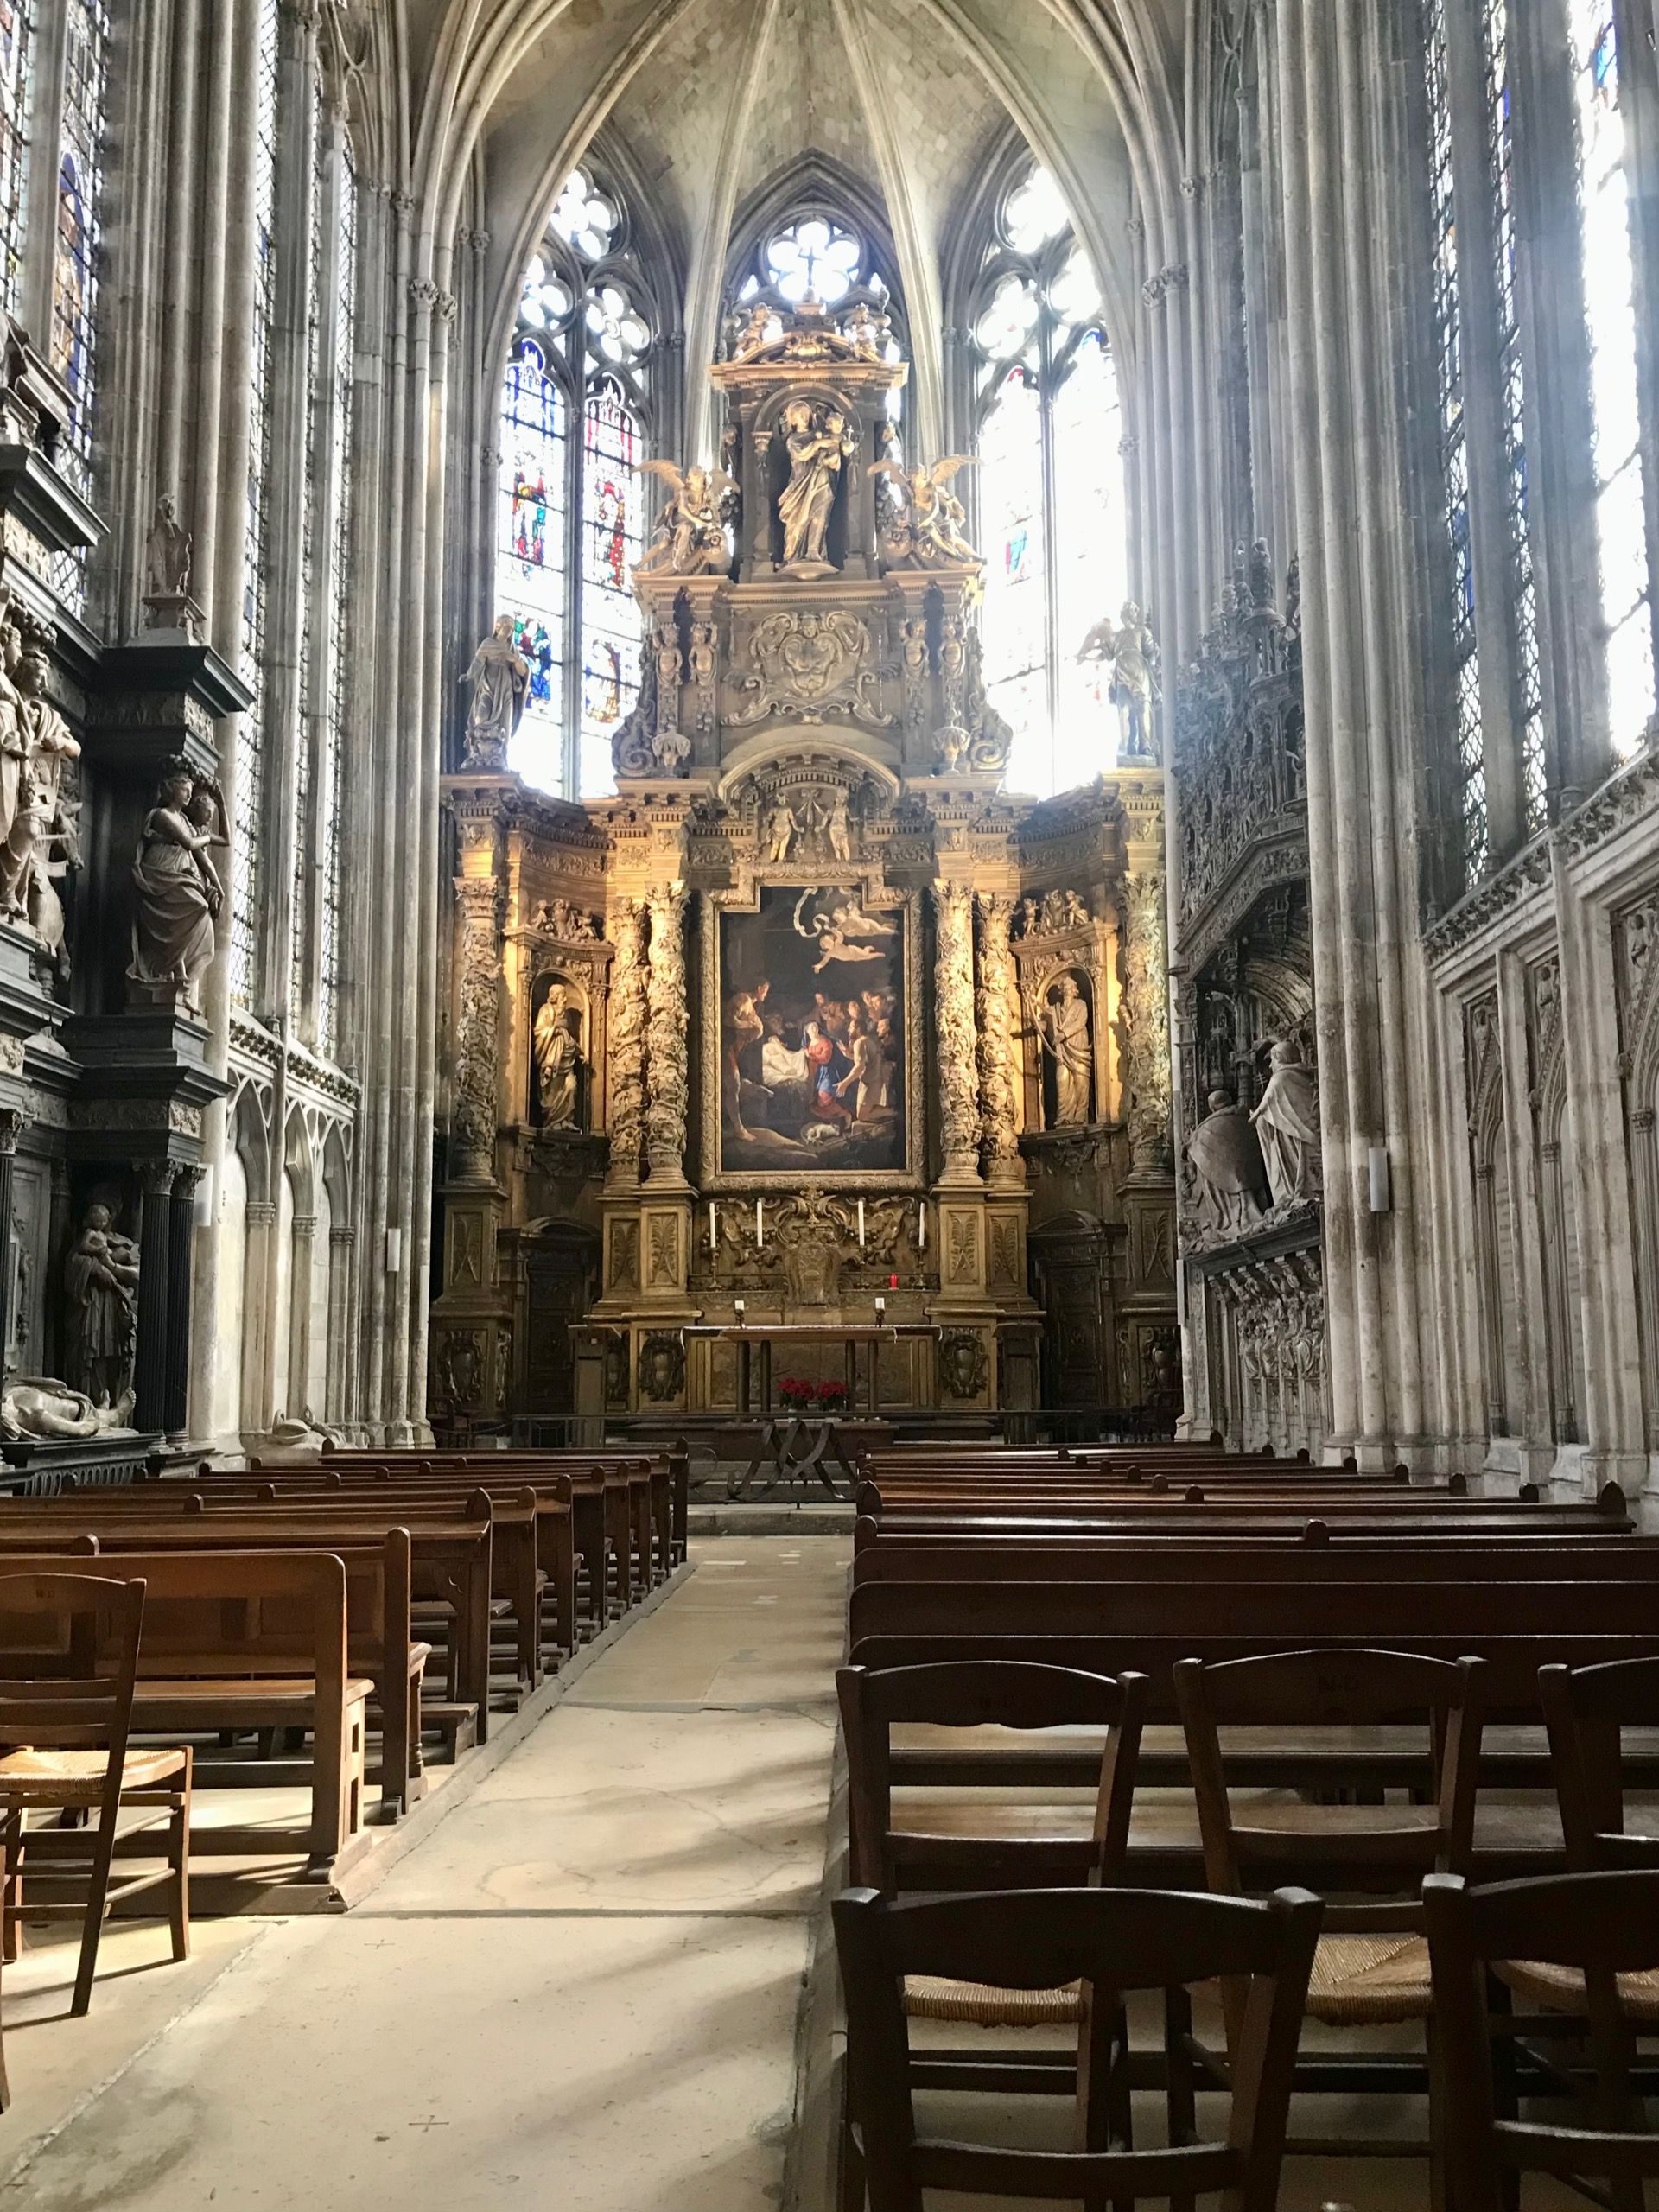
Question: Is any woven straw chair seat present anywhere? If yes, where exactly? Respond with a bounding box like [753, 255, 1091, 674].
[1495, 1958, 1659, 2023]
[1305, 1933, 1433, 2025]
[903, 1975, 1084, 2027]
[0, 1746, 187, 1805]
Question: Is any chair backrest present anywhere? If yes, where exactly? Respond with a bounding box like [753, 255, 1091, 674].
[835, 1883, 1321, 2211]
[1174, 1648, 1484, 1932]
[836, 1658, 1144, 1893]
[0, 1572, 146, 1819]
[1539, 1656, 1659, 1870]
[1424, 1869, 1659, 2212]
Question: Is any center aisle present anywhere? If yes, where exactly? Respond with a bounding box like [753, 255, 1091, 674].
[9, 1537, 849, 2212]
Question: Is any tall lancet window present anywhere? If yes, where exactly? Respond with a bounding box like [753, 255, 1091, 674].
[1571, 0, 1655, 760]
[1425, 0, 1487, 878]
[1480, 0, 1546, 830]
[232, 0, 281, 1007]
[969, 164, 1128, 798]
[0, 3, 35, 320]
[46, 0, 110, 607]
[496, 161, 658, 799]
[316, 141, 357, 1057]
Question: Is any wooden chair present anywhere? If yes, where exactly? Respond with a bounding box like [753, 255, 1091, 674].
[836, 1659, 1146, 2206]
[834, 1882, 1322, 2211]
[0, 1573, 191, 2018]
[1541, 1655, 1659, 1874]
[1174, 1648, 1485, 2208]
[1425, 1870, 1659, 2212]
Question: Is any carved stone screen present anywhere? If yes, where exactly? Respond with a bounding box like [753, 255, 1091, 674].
[718, 884, 906, 1176]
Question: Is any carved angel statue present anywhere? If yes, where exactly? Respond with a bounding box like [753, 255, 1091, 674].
[1077, 600, 1162, 764]
[868, 454, 981, 569]
[635, 460, 736, 578]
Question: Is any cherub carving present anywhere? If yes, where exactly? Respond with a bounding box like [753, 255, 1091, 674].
[635, 461, 737, 577]
[868, 454, 981, 569]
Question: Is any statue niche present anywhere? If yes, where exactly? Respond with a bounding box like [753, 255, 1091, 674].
[770, 394, 858, 576]
[1039, 970, 1096, 1130]
[531, 974, 587, 1132]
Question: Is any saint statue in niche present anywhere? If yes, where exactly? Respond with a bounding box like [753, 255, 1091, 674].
[1077, 600, 1162, 765]
[143, 493, 193, 599]
[1041, 975, 1093, 1127]
[1250, 1039, 1321, 1207]
[461, 616, 530, 768]
[128, 764, 226, 1013]
[63, 1204, 140, 1409]
[1187, 1090, 1271, 1234]
[532, 985, 583, 1130]
[777, 400, 855, 571]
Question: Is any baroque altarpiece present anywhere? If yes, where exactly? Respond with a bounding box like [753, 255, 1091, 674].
[435, 308, 1176, 1428]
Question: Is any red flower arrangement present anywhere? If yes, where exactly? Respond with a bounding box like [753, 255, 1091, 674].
[779, 1376, 849, 1413]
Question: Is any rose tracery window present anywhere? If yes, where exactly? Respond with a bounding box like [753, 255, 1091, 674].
[496, 162, 658, 799]
[969, 163, 1128, 798]
[724, 201, 906, 418]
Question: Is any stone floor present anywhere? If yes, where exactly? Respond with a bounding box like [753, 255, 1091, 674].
[0, 1538, 848, 2209]
[0, 1536, 1594, 2209]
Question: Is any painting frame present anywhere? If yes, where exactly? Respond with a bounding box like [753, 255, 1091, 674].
[699, 877, 925, 1192]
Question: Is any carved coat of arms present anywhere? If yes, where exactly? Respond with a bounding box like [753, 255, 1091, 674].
[727, 611, 892, 728]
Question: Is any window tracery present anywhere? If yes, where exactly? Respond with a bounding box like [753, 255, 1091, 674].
[0, 2, 34, 322]
[724, 197, 906, 419]
[46, 0, 109, 607]
[496, 161, 658, 799]
[967, 162, 1128, 798]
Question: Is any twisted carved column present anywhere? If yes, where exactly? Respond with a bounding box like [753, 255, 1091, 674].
[1122, 873, 1173, 1174]
[644, 886, 690, 1184]
[933, 882, 982, 1183]
[606, 896, 649, 1188]
[450, 876, 505, 1184]
[975, 893, 1021, 1184]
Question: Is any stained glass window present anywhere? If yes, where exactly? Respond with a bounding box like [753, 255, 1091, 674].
[973, 165, 1129, 798]
[46, 0, 109, 607]
[317, 144, 357, 1058]
[1481, 0, 1547, 832]
[0, 1, 35, 319]
[1425, 0, 1487, 879]
[1570, 0, 1655, 762]
[232, 0, 281, 1007]
[497, 160, 655, 800]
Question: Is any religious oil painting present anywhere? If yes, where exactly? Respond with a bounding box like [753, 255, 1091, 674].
[718, 885, 908, 1176]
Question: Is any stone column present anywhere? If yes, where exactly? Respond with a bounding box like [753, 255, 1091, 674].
[0, 1111, 20, 1377]
[164, 1167, 202, 1440]
[644, 885, 690, 1186]
[933, 882, 982, 1185]
[605, 897, 649, 1191]
[240, 1199, 277, 1439]
[288, 1211, 318, 1418]
[327, 1224, 356, 1428]
[1121, 870, 1174, 1178]
[449, 875, 505, 1185]
[974, 894, 1021, 1185]
[133, 1162, 177, 1434]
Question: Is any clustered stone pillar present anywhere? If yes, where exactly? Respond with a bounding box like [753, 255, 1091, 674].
[606, 897, 649, 1189]
[974, 893, 1022, 1185]
[0, 1111, 19, 1376]
[164, 1166, 202, 1439]
[133, 1161, 177, 1433]
[643, 885, 690, 1185]
[933, 882, 982, 1185]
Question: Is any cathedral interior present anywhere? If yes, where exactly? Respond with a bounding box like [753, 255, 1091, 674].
[2, 0, 1659, 2196]
[0, 0, 1648, 1489]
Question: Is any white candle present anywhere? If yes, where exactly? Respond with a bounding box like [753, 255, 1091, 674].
[755, 1198, 764, 1247]
[918, 1201, 926, 1252]
[857, 1198, 866, 1248]
[709, 1199, 717, 1252]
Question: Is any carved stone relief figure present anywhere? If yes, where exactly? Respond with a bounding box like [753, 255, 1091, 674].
[933, 882, 981, 1179]
[461, 617, 529, 769]
[128, 763, 226, 1013]
[607, 898, 649, 1185]
[1187, 1090, 1270, 1234]
[635, 461, 735, 576]
[1120, 873, 1173, 1173]
[761, 797, 797, 863]
[1040, 975, 1093, 1128]
[2, 626, 82, 957]
[532, 984, 583, 1131]
[938, 1328, 988, 1400]
[143, 493, 193, 599]
[639, 1331, 685, 1402]
[1250, 1039, 1321, 1207]
[434, 1330, 483, 1409]
[530, 899, 599, 941]
[644, 886, 689, 1179]
[63, 1203, 139, 1409]
[726, 609, 890, 728]
[868, 455, 981, 569]
[975, 893, 1021, 1176]
[1, 1376, 136, 1440]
